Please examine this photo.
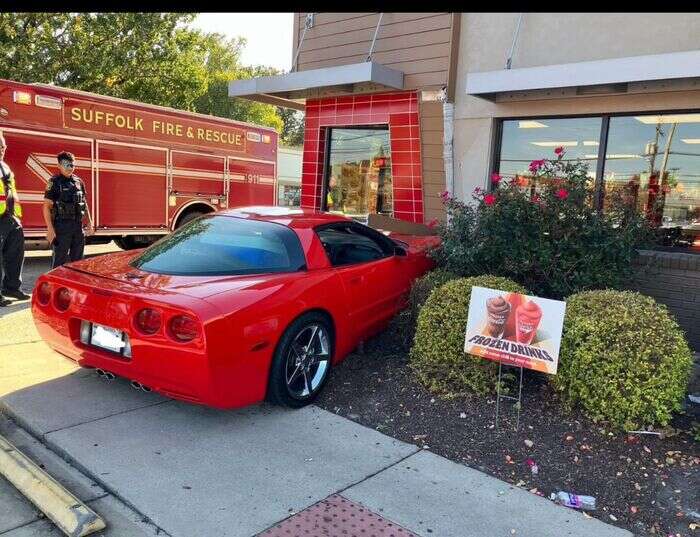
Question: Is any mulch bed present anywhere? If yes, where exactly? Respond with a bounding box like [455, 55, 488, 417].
[316, 322, 700, 537]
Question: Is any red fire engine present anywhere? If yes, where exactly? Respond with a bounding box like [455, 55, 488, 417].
[0, 79, 278, 249]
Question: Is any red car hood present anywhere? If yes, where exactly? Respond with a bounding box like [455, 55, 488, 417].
[388, 233, 441, 254]
[65, 250, 291, 299]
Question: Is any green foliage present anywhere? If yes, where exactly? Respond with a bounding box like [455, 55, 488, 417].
[554, 290, 693, 430]
[434, 151, 657, 299]
[407, 268, 457, 327]
[410, 275, 527, 397]
[394, 268, 456, 347]
[0, 13, 289, 133]
[277, 107, 305, 147]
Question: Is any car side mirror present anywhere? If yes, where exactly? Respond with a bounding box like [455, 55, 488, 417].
[394, 245, 407, 257]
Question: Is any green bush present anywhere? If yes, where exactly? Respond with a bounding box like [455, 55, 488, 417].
[554, 290, 693, 430]
[394, 268, 456, 347]
[407, 268, 457, 324]
[410, 275, 527, 396]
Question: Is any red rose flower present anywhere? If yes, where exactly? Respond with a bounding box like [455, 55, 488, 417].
[491, 173, 502, 184]
[554, 146, 565, 156]
[440, 190, 451, 201]
[528, 159, 545, 173]
[556, 188, 569, 200]
[484, 193, 496, 206]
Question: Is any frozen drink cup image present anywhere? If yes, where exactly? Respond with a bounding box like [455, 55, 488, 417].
[485, 295, 511, 338]
[504, 292, 524, 340]
[516, 300, 543, 345]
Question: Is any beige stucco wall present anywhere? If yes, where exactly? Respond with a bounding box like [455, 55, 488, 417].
[452, 12, 700, 200]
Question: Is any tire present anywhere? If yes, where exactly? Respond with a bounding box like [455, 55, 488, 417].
[114, 237, 137, 250]
[114, 236, 158, 250]
[267, 312, 334, 408]
[176, 210, 205, 229]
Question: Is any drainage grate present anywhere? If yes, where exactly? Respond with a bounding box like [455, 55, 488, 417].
[258, 494, 419, 537]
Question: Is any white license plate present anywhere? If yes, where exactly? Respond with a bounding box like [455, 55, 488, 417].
[90, 324, 125, 354]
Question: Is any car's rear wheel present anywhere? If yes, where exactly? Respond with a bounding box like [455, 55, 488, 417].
[267, 312, 333, 408]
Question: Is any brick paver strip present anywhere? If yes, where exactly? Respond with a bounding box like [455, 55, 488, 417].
[258, 494, 419, 537]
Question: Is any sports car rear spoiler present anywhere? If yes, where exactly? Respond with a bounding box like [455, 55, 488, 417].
[367, 214, 438, 237]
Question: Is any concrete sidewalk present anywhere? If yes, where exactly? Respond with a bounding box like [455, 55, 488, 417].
[0, 358, 631, 537]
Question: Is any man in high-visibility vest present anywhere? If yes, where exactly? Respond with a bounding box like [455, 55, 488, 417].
[0, 133, 29, 306]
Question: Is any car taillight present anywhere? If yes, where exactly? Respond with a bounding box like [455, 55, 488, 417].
[135, 308, 162, 335]
[54, 287, 72, 311]
[37, 282, 51, 305]
[168, 315, 200, 342]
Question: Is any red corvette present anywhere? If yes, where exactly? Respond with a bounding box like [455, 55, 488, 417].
[32, 207, 438, 409]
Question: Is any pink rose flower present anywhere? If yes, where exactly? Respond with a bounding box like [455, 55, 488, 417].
[491, 173, 502, 185]
[484, 193, 496, 206]
[556, 188, 569, 200]
[528, 159, 545, 173]
[554, 146, 565, 156]
[440, 190, 451, 201]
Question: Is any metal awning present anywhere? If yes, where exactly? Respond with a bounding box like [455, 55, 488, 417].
[466, 49, 700, 101]
[228, 62, 405, 111]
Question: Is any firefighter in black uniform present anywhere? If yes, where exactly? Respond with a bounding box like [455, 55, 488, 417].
[43, 151, 94, 269]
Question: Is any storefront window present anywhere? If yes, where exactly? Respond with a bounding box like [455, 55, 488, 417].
[604, 114, 700, 248]
[496, 113, 700, 251]
[325, 128, 393, 221]
[498, 117, 602, 191]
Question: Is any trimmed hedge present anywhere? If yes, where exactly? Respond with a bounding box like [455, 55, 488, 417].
[410, 275, 527, 396]
[407, 268, 456, 324]
[554, 290, 693, 430]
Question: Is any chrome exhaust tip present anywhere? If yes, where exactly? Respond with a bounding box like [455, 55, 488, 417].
[140, 385, 152, 393]
[130, 380, 142, 390]
[103, 371, 115, 381]
[96, 368, 106, 377]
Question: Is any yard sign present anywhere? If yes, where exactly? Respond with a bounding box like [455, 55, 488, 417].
[464, 287, 566, 375]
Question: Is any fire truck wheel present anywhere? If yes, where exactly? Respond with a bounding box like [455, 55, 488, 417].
[176, 210, 206, 229]
[114, 237, 139, 250]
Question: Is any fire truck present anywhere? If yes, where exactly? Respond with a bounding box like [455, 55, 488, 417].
[0, 79, 278, 249]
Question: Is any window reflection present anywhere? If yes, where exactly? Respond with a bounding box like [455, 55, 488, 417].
[326, 128, 393, 221]
[499, 117, 602, 191]
[604, 115, 700, 248]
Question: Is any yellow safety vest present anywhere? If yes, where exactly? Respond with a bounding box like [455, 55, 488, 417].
[0, 162, 22, 218]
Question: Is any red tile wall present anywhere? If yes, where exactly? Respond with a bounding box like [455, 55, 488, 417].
[300, 91, 424, 224]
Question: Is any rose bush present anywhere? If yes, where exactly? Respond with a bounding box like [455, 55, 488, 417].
[433, 149, 656, 299]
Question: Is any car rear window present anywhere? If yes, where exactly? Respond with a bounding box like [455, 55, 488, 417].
[131, 215, 306, 276]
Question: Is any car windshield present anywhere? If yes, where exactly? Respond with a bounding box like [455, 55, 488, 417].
[130, 215, 306, 276]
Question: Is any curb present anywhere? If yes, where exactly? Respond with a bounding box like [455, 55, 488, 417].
[0, 433, 106, 536]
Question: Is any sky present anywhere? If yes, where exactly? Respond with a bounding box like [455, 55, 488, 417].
[191, 13, 294, 72]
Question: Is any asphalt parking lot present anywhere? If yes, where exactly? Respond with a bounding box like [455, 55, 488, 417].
[0, 243, 631, 537]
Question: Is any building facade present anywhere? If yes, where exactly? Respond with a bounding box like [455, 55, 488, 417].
[229, 12, 699, 348]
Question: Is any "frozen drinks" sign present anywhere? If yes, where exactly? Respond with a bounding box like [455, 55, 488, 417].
[464, 286, 566, 375]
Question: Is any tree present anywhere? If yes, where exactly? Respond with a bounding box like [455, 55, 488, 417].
[277, 107, 305, 147]
[193, 34, 282, 132]
[0, 13, 287, 132]
[0, 13, 210, 110]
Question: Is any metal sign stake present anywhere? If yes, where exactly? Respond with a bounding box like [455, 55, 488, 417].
[494, 362, 524, 431]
